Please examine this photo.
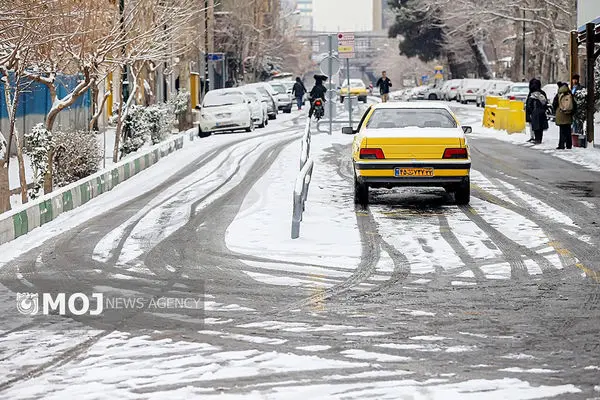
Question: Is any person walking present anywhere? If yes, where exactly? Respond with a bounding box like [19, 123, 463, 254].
[292, 77, 307, 110]
[553, 82, 576, 149]
[525, 78, 549, 145]
[376, 71, 392, 102]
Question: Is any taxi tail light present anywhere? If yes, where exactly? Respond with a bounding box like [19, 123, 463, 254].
[509, 96, 516, 100]
[443, 148, 468, 159]
[360, 148, 385, 159]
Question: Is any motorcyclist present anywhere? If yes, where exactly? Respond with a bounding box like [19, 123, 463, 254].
[309, 75, 327, 118]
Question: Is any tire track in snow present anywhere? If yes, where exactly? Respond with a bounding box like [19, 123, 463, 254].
[458, 205, 529, 280]
[437, 214, 486, 282]
[471, 184, 594, 282]
[0, 123, 308, 392]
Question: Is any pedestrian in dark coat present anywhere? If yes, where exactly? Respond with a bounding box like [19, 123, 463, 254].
[292, 77, 307, 110]
[525, 78, 549, 145]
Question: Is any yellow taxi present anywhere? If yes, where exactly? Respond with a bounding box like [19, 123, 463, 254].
[343, 102, 472, 205]
[339, 79, 369, 103]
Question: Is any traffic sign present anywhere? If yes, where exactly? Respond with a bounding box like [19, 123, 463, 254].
[434, 65, 444, 79]
[319, 56, 341, 76]
[337, 32, 355, 59]
[208, 53, 224, 61]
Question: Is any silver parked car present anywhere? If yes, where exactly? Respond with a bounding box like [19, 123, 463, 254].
[502, 82, 530, 103]
[268, 81, 293, 113]
[476, 80, 512, 107]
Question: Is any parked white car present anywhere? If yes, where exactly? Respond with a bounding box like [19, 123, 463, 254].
[199, 88, 254, 134]
[442, 79, 462, 101]
[242, 87, 269, 128]
[277, 80, 296, 95]
[246, 82, 278, 119]
[388, 89, 406, 102]
[502, 82, 530, 103]
[268, 81, 293, 113]
[457, 79, 487, 104]
[478, 80, 512, 107]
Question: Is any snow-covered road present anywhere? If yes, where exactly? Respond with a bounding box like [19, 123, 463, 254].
[0, 102, 599, 399]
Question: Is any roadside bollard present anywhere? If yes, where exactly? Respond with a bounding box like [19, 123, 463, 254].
[495, 99, 510, 131]
[483, 96, 500, 128]
[506, 100, 526, 134]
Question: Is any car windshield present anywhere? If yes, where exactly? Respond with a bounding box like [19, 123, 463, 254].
[494, 82, 511, 91]
[243, 92, 258, 100]
[366, 108, 457, 129]
[343, 80, 365, 88]
[203, 92, 244, 107]
[257, 88, 270, 98]
[511, 86, 529, 93]
[270, 84, 287, 94]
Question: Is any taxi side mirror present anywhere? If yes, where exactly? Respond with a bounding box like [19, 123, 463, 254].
[342, 127, 356, 135]
[462, 126, 472, 134]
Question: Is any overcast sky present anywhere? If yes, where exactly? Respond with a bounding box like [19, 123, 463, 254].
[312, 0, 373, 32]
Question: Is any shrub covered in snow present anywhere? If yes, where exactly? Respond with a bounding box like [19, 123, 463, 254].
[52, 130, 102, 187]
[145, 104, 172, 144]
[573, 88, 587, 125]
[120, 105, 149, 157]
[168, 89, 190, 117]
[24, 124, 52, 199]
[0, 132, 6, 161]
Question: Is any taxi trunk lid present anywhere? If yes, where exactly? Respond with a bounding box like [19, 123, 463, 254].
[364, 128, 464, 160]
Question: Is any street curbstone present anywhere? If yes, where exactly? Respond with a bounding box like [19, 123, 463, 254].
[0, 216, 14, 244]
[0, 132, 191, 246]
[13, 211, 28, 238]
[25, 206, 40, 233]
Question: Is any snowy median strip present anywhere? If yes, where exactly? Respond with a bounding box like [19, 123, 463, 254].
[0, 129, 195, 246]
[291, 118, 314, 239]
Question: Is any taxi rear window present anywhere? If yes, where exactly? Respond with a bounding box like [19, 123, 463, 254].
[366, 108, 457, 129]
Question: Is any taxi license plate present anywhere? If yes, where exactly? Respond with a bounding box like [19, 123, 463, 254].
[395, 167, 434, 177]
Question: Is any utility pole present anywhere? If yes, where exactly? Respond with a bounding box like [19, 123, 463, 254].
[201, 0, 209, 101]
[120, 0, 129, 102]
[347, 58, 352, 129]
[328, 34, 333, 136]
[522, 9, 526, 79]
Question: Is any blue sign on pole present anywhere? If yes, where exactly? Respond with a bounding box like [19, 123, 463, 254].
[208, 53, 224, 61]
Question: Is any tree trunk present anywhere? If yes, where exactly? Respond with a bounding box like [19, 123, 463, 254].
[43, 151, 53, 195]
[511, 19, 524, 81]
[13, 131, 27, 204]
[91, 84, 100, 132]
[468, 37, 493, 79]
[113, 72, 124, 163]
[0, 162, 10, 213]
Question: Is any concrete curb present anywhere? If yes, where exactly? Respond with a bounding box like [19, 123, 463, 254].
[0, 129, 196, 246]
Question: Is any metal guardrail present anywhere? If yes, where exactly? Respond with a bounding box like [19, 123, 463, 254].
[300, 117, 311, 170]
[291, 158, 314, 239]
[292, 118, 314, 239]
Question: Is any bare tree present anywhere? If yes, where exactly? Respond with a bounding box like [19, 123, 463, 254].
[0, 0, 50, 210]
[423, 0, 575, 82]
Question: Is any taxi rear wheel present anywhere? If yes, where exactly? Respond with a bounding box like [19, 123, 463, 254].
[454, 179, 470, 205]
[354, 177, 369, 205]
